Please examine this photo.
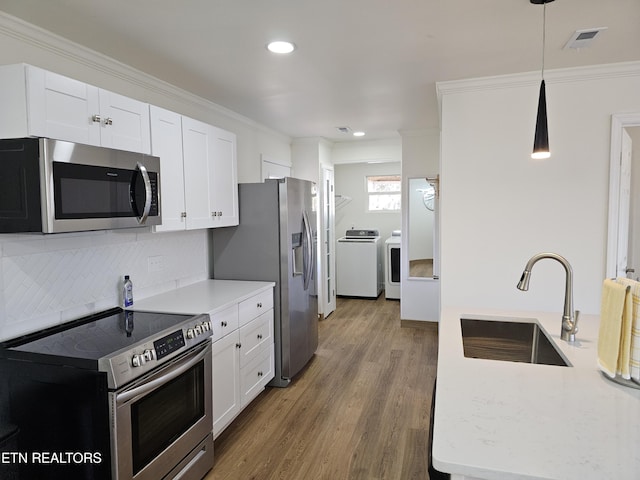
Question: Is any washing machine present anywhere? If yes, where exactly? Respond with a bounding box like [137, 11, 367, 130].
[336, 229, 383, 298]
[385, 231, 401, 300]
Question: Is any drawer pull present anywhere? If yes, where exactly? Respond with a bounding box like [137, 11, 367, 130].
[257, 334, 263, 340]
[257, 302, 262, 308]
[221, 321, 228, 327]
[257, 371, 263, 377]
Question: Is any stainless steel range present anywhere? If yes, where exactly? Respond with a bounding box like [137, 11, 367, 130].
[0, 308, 214, 480]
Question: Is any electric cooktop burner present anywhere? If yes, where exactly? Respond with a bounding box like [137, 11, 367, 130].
[6, 309, 190, 360]
[0, 307, 213, 388]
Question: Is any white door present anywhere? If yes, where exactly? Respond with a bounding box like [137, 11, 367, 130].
[617, 129, 633, 277]
[150, 106, 186, 232]
[210, 126, 239, 227]
[98, 89, 151, 154]
[321, 167, 336, 317]
[182, 117, 215, 229]
[27, 66, 101, 146]
[212, 333, 241, 438]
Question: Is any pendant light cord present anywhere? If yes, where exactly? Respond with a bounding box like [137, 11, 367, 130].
[541, 3, 547, 79]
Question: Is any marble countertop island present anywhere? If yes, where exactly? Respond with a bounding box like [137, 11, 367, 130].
[432, 307, 640, 480]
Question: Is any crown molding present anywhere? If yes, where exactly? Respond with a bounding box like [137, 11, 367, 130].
[0, 11, 291, 142]
[436, 61, 640, 98]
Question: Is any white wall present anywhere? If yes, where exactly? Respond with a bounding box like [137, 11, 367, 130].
[332, 138, 401, 165]
[0, 13, 292, 340]
[400, 129, 440, 321]
[439, 62, 640, 315]
[334, 162, 402, 242]
[0, 230, 208, 340]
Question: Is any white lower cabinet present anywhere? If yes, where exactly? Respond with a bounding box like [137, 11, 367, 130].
[212, 329, 241, 436]
[211, 289, 274, 438]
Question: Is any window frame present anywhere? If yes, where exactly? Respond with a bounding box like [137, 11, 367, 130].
[365, 174, 401, 213]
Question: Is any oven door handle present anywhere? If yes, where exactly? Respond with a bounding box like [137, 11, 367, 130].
[116, 343, 209, 405]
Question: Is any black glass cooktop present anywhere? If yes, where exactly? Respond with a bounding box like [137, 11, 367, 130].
[0, 308, 193, 368]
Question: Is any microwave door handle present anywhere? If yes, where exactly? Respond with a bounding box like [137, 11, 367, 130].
[116, 343, 209, 404]
[135, 161, 152, 224]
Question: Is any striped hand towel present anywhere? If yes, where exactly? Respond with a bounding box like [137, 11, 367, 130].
[616, 277, 640, 382]
[598, 279, 627, 378]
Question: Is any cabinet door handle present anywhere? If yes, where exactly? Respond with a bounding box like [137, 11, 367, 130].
[181, 212, 187, 218]
[257, 371, 263, 377]
[104, 117, 113, 126]
[257, 302, 262, 308]
[92, 114, 101, 123]
[236, 343, 241, 349]
[257, 334, 263, 340]
[221, 321, 227, 327]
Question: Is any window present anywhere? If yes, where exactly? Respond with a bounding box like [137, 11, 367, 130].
[367, 175, 401, 212]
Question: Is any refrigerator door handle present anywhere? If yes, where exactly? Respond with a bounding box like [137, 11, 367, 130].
[302, 209, 313, 290]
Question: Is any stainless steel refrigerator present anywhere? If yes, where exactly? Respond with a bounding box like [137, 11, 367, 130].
[210, 177, 318, 387]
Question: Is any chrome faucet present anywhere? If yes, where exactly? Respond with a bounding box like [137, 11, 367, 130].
[516, 252, 580, 342]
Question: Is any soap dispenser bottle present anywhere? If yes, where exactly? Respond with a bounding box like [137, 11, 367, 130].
[122, 275, 134, 308]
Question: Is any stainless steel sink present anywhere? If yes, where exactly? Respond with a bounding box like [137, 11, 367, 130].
[460, 317, 570, 367]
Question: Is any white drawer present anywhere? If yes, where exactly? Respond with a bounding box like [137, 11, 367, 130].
[240, 347, 274, 406]
[238, 289, 274, 326]
[209, 304, 239, 342]
[239, 310, 273, 367]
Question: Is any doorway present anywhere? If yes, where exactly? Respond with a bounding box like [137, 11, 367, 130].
[606, 113, 640, 279]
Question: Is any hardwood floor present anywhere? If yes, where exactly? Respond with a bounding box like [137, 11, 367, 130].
[207, 295, 439, 480]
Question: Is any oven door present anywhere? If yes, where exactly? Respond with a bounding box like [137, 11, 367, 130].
[110, 341, 213, 480]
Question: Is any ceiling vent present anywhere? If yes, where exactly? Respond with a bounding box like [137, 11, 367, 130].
[564, 27, 607, 49]
[336, 126, 352, 134]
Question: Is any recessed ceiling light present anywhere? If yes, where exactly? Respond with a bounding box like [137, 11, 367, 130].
[353, 131, 366, 137]
[267, 41, 296, 54]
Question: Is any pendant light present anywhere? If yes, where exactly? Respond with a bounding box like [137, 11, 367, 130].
[531, 0, 554, 160]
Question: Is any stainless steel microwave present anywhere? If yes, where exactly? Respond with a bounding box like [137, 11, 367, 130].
[0, 138, 161, 233]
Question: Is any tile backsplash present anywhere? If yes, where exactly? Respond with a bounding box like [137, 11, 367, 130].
[0, 228, 208, 341]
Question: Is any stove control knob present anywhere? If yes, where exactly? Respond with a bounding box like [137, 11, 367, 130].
[187, 328, 195, 339]
[132, 353, 146, 367]
[194, 325, 203, 335]
[143, 349, 155, 362]
[201, 321, 211, 331]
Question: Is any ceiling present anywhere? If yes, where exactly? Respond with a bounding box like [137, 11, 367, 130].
[1, 0, 639, 142]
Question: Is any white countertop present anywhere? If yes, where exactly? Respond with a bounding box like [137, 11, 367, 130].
[433, 306, 640, 480]
[130, 279, 275, 316]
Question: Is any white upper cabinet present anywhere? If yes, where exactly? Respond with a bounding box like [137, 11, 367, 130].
[26, 66, 101, 146]
[182, 116, 217, 230]
[151, 108, 238, 231]
[150, 106, 187, 232]
[210, 126, 239, 227]
[0, 64, 238, 231]
[0, 64, 150, 154]
[97, 89, 151, 153]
